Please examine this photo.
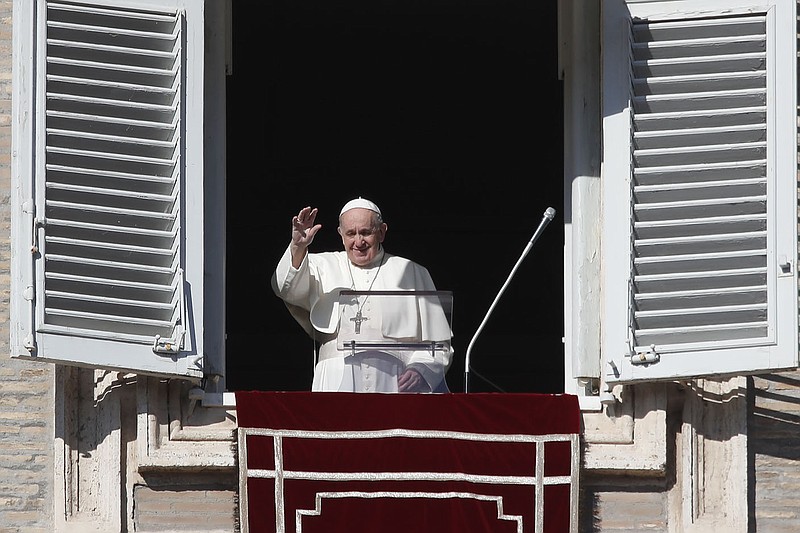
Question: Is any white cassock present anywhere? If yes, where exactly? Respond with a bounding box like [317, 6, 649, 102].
[272, 246, 453, 392]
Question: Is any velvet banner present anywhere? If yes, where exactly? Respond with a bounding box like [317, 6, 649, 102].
[236, 392, 580, 533]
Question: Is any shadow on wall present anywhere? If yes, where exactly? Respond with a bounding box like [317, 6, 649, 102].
[748, 372, 800, 530]
[750, 372, 800, 460]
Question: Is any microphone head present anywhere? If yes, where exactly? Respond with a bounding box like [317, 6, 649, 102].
[544, 207, 556, 220]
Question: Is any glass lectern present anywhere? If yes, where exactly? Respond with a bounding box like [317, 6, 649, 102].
[337, 290, 453, 362]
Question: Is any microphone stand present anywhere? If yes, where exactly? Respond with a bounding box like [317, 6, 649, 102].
[464, 207, 556, 393]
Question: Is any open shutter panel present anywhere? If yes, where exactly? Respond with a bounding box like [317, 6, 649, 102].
[44, 1, 185, 346]
[630, 16, 771, 352]
[13, 0, 205, 378]
[604, 1, 798, 383]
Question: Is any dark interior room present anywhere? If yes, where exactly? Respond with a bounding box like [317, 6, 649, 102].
[225, 0, 564, 393]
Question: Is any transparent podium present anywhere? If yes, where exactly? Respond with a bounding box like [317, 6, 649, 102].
[337, 289, 453, 368]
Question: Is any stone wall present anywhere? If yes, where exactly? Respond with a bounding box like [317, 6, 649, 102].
[134, 476, 237, 532]
[0, 1, 55, 531]
[750, 371, 800, 532]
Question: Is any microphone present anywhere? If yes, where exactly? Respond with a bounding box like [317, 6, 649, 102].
[464, 207, 556, 393]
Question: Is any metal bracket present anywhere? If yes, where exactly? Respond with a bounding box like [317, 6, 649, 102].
[778, 255, 793, 277]
[629, 343, 660, 365]
[152, 331, 185, 354]
[23, 334, 36, 353]
[152, 268, 187, 355]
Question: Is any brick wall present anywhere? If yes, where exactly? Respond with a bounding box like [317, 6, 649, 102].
[0, 1, 55, 531]
[750, 371, 800, 532]
[580, 475, 669, 532]
[134, 477, 238, 532]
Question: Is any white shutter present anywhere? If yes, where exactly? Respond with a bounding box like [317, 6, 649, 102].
[11, 0, 206, 378]
[602, 0, 797, 383]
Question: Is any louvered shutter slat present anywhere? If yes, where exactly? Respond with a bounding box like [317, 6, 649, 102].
[12, 0, 207, 378]
[41, 1, 184, 344]
[627, 13, 774, 352]
[634, 322, 768, 346]
[44, 308, 174, 330]
[46, 273, 175, 306]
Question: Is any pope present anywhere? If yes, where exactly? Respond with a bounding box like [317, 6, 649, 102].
[271, 197, 452, 393]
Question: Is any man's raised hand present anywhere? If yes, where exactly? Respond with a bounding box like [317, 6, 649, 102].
[292, 206, 322, 248]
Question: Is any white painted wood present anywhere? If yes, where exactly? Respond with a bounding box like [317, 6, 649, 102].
[560, 0, 603, 387]
[602, 0, 798, 383]
[11, 0, 211, 378]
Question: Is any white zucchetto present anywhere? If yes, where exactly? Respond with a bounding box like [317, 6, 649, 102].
[339, 197, 382, 217]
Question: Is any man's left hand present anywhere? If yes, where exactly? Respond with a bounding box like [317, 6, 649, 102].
[397, 368, 430, 393]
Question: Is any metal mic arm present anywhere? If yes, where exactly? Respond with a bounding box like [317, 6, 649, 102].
[464, 207, 556, 393]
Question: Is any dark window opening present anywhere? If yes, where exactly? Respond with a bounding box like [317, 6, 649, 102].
[225, 0, 564, 393]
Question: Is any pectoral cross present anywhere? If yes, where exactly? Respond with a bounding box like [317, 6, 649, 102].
[350, 310, 369, 334]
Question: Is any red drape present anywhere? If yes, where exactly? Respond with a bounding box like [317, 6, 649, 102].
[236, 392, 580, 533]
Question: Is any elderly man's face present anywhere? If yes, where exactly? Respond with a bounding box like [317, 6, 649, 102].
[338, 208, 386, 266]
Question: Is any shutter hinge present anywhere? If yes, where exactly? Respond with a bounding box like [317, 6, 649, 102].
[31, 217, 45, 254]
[22, 286, 35, 352]
[22, 334, 35, 353]
[22, 201, 38, 354]
[23, 198, 42, 255]
[628, 342, 660, 365]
